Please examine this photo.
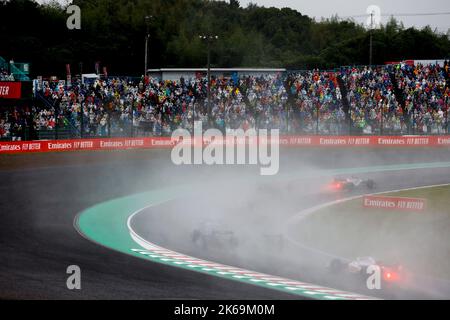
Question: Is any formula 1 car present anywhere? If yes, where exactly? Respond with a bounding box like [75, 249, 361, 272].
[328, 177, 375, 192]
[191, 221, 239, 251]
[328, 256, 404, 285]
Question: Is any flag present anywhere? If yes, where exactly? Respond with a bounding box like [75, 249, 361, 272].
[66, 64, 72, 88]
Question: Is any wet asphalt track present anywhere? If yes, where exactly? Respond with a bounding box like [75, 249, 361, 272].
[1, 148, 450, 299]
[131, 167, 450, 299]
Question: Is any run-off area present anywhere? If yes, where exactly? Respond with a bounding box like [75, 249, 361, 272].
[293, 185, 450, 282]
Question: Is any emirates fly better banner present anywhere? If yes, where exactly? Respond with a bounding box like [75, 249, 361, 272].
[0, 82, 22, 99]
[363, 195, 427, 212]
[2, 135, 450, 154]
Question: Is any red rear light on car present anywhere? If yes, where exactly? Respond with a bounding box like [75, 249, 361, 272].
[323, 181, 345, 193]
[383, 269, 399, 282]
[330, 182, 342, 190]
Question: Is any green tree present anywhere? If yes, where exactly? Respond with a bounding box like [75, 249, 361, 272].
[0, 0, 448, 76]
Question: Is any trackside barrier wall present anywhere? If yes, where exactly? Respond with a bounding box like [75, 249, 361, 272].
[2, 136, 450, 154]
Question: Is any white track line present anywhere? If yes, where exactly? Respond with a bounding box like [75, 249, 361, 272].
[127, 206, 374, 300]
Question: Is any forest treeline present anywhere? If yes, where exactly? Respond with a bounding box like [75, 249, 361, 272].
[0, 0, 449, 77]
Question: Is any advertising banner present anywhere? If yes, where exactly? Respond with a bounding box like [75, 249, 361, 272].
[1, 136, 450, 154]
[0, 82, 22, 99]
[363, 195, 427, 212]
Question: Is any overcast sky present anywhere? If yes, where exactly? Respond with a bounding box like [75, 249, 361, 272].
[36, 0, 450, 33]
[240, 0, 450, 33]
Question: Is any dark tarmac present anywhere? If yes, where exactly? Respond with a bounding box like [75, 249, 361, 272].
[1, 148, 450, 299]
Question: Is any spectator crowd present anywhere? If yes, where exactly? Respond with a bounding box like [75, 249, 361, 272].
[0, 67, 15, 81]
[1, 61, 449, 140]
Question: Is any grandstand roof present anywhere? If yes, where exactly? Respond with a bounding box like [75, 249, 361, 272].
[147, 68, 287, 81]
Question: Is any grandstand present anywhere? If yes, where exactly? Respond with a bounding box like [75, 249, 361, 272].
[1, 61, 449, 141]
[0, 55, 34, 141]
[0, 56, 30, 82]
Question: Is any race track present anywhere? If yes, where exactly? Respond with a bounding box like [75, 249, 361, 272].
[1, 148, 450, 299]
